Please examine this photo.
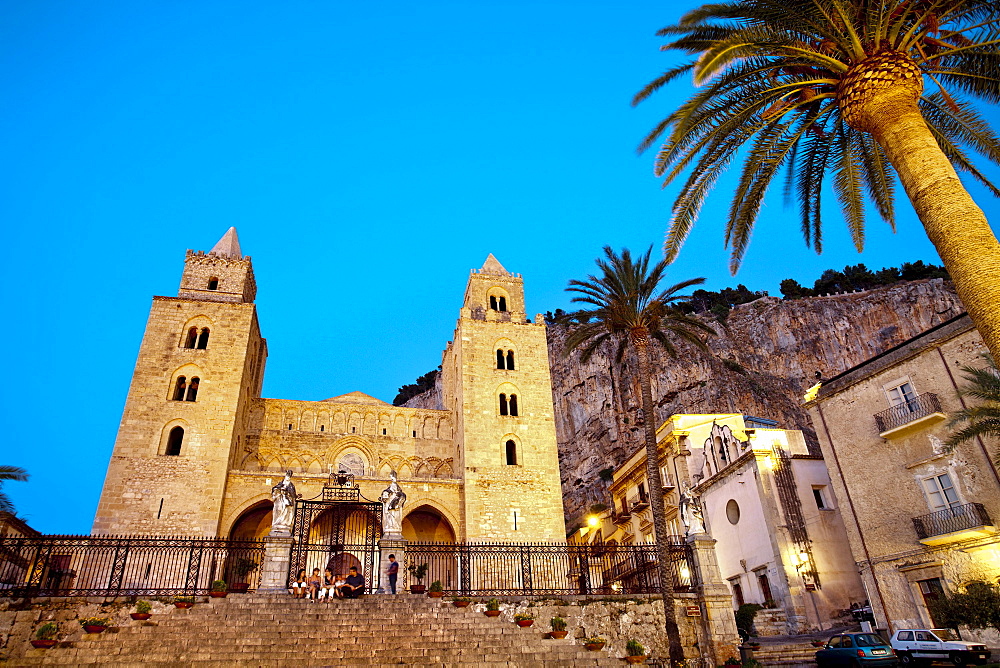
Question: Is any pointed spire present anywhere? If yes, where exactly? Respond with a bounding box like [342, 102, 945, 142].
[479, 253, 509, 275]
[209, 227, 242, 259]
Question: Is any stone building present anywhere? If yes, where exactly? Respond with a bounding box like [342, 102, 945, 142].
[93, 229, 565, 542]
[806, 313, 1000, 645]
[592, 413, 864, 634]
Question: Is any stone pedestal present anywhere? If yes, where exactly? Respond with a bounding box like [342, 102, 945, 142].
[256, 534, 294, 594]
[687, 532, 741, 663]
[377, 537, 407, 594]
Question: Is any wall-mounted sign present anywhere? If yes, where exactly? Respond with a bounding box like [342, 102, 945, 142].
[686, 605, 701, 617]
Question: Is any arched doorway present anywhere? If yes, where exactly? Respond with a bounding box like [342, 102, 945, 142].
[229, 500, 273, 539]
[402, 505, 456, 542]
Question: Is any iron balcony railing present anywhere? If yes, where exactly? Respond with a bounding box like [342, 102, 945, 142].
[913, 502, 993, 539]
[874, 392, 942, 433]
[404, 540, 695, 596]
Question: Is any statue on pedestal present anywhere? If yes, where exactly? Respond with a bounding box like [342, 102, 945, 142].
[270, 470, 297, 536]
[379, 470, 406, 537]
[679, 484, 706, 535]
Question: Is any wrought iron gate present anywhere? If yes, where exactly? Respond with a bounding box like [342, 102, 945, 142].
[287, 477, 381, 591]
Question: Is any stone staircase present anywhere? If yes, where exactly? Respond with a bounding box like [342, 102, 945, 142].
[750, 639, 820, 667]
[10, 595, 625, 667]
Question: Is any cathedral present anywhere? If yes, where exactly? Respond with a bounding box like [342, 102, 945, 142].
[93, 228, 566, 543]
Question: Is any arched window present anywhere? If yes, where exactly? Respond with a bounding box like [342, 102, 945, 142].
[496, 350, 505, 369]
[499, 393, 509, 416]
[185, 377, 200, 402]
[207, 277, 219, 290]
[505, 440, 517, 465]
[173, 376, 187, 401]
[165, 426, 184, 456]
[489, 296, 498, 310]
[509, 394, 518, 416]
[498, 296, 507, 312]
[506, 350, 515, 370]
[196, 328, 210, 349]
[184, 327, 198, 348]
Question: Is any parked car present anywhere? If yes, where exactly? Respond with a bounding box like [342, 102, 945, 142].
[889, 629, 991, 666]
[815, 632, 900, 667]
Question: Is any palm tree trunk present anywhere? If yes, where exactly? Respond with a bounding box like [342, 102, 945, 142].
[854, 84, 1000, 362]
[633, 333, 686, 665]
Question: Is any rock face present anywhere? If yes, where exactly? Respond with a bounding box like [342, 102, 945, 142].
[411, 279, 963, 529]
[547, 279, 963, 527]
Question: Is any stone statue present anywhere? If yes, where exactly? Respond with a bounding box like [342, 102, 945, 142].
[679, 485, 706, 535]
[270, 470, 297, 536]
[379, 470, 406, 536]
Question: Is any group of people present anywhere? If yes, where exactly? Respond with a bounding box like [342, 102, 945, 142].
[292, 565, 365, 600]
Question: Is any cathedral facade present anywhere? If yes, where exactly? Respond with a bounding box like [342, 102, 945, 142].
[93, 229, 566, 543]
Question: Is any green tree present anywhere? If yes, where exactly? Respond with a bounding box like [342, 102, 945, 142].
[633, 0, 1000, 364]
[928, 581, 1000, 634]
[561, 245, 715, 665]
[946, 353, 1000, 460]
[779, 278, 814, 299]
[0, 465, 29, 515]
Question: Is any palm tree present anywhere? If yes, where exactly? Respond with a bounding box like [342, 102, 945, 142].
[633, 0, 1000, 363]
[562, 245, 714, 665]
[0, 465, 29, 515]
[946, 353, 1000, 460]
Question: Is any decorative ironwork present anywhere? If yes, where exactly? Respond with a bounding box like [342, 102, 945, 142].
[913, 502, 993, 539]
[404, 540, 695, 596]
[321, 486, 361, 502]
[874, 392, 942, 433]
[0, 536, 264, 598]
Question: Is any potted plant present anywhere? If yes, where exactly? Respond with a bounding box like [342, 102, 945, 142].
[407, 563, 428, 594]
[210, 580, 228, 598]
[427, 580, 444, 598]
[131, 600, 153, 620]
[484, 598, 501, 617]
[30, 622, 58, 649]
[625, 639, 647, 664]
[514, 612, 534, 628]
[229, 558, 258, 593]
[452, 596, 472, 608]
[79, 617, 111, 634]
[549, 616, 568, 639]
[174, 595, 195, 609]
[582, 636, 606, 651]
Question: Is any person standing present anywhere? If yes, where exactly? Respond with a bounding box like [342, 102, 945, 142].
[387, 554, 399, 594]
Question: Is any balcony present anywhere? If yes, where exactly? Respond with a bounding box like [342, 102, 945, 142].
[913, 502, 997, 546]
[874, 392, 947, 438]
[612, 509, 632, 524]
[629, 493, 650, 513]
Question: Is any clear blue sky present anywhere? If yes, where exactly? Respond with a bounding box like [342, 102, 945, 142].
[2, 1, 997, 534]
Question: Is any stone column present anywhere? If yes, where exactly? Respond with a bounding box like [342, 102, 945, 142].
[377, 538, 407, 594]
[688, 532, 740, 663]
[256, 535, 294, 594]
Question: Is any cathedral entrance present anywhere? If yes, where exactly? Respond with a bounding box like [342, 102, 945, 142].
[288, 474, 381, 590]
[402, 505, 456, 542]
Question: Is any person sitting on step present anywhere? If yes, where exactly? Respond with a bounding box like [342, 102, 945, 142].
[319, 568, 336, 601]
[306, 567, 322, 600]
[291, 568, 308, 598]
[337, 566, 365, 599]
[333, 572, 347, 598]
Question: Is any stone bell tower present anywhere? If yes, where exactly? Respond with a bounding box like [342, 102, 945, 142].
[441, 254, 566, 541]
[93, 228, 267, 536]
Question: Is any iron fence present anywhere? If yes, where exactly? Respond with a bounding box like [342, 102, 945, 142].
[0, 535, 264, 598]
[912, 502, 993, 539]
[404, 540, 695, 596]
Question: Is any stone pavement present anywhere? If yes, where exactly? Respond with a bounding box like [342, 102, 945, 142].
[9, 594, 624, 667]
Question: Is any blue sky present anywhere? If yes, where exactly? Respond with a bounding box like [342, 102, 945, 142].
[2, 1, 997, 534]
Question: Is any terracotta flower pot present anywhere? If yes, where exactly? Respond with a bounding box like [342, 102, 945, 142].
[453, 600, 470, 608]
[410, 585, 426, 594]
[210, 590, 227, 598]
[130, 613, 151, 621]
[30, 639, 57, 649]
[584, 642, 605, 651]
[516, 619, 534, 627]
[549, 630, 568, 639]
[174, 601, 194, 609]
[427, 590, 444, 598]
[625, 656, 646, 664]
[230, 582, 250, 593]
[83, 625, 107, 634]
[484, 610, 501, 617]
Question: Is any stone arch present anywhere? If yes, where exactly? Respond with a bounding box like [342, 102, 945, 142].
[157, 418, 191, 456]
[317, 410, 330, 433]
[363, 412, 377, 435]
[332, 410, 346, 433]
[265, 405, 283, 430]
[377, 413, 392, 436]
[393, 415, 407, 437]
[437, 417, 451, 439]
[326, 436, 374, 472]
[283, 409, 299, 431]
[168, 363, 204, 401]
[305, 458, 324, 474]
[493, 337, 517, 370]
[179, 314, 214, 348]
[486, 286, 511, 312]
[402, 502, 458, 542]
[501, 433, 521, 466]
[348, 411, 362, 434]
[225, 497, 273, 539]
[422, 415, 438, 439]
[262, 456, 284, 472]
[434, 459, 454, 478]
[413, 459, 432, 478]
[301, 410, 316, 432]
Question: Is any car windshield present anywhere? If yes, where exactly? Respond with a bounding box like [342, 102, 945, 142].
[854, 634, 890, 647]
[930, 629, 961, 641]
